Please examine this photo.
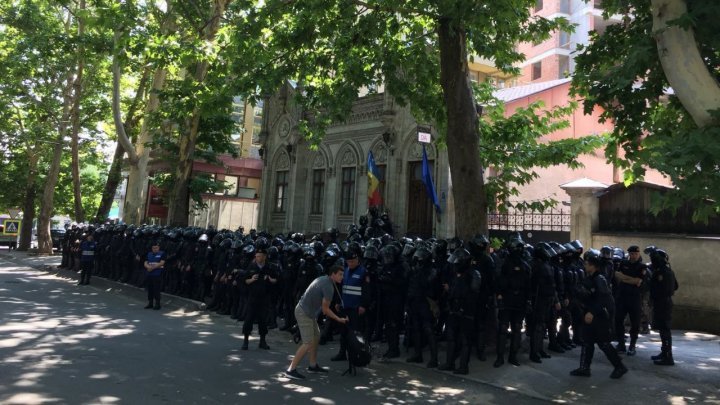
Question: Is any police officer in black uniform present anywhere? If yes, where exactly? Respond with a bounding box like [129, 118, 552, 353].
[647, 247, 678, 366]
[467, 234, 496, 361]
[438, 248, 480, 375]
[570, 249, 627, 379]
[494, 238, 531, 368]
[241, 237, 279, 350]
[405, 245, 440, 368]
[529, 242, 561, 363]
[378, 244, 406, 358]
[613, 245, 647, 356]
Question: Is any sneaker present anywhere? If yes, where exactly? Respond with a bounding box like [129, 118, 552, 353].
[284, 369, 306, 380]
[307, 364, 328, 373]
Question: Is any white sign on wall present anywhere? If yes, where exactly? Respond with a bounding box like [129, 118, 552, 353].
[418, 131, 431, 143]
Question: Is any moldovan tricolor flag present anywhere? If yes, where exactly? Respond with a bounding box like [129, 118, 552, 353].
[367, 151, 382, 207]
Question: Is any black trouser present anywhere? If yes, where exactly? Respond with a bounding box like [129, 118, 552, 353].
[615, 295, 641, 346]
[280, 287, 296, 328]
[80, 261, 93, 284]
[443, 313, 474, 370]
[530, 296, 552, 356]
[408, 297, 437, 361]
[497, 308, 525, 359]
[474, 297, 495, 356]
[381, 289, 405, 352]
[147, 276, 162, 305]
[653, 301, 673, 356]
[578, 316, 623, 370]
[242, 297, 269, 337]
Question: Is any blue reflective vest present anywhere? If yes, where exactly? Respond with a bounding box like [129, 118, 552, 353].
[341, 264, 365, 309]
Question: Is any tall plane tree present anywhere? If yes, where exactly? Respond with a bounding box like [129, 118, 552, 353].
[228, 1, 570, 238]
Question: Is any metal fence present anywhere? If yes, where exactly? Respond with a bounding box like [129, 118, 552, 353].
[488, 208, 571, 232]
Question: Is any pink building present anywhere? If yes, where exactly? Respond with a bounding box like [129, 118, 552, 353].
[493, 1, 669, 206]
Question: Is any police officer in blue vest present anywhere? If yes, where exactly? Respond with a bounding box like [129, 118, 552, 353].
[332, 242, 368, 361]
[78, 233, 96, 285]
[144, 241, 166, 310]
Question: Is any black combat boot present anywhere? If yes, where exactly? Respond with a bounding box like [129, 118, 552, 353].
[570, 344, 593, 377]
[259, 335, 270, 350]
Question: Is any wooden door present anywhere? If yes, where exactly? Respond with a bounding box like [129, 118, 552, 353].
[406, 161, 433, 237]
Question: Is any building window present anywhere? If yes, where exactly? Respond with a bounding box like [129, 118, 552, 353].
[531, 61, 542, 81]
[534, 0, 543, 12]
[559, 31, 570, 49]
[252, 99, 264, 138]
[340, 167, 356, 215]
[274, 170, 288, 213]
[311, 169, 325, 214]
[559, 55, 570, 78]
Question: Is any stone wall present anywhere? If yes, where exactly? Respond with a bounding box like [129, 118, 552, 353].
[592, 232, 720, 334]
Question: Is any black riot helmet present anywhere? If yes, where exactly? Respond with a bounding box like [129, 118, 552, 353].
[242, 244, 256, 257]
[433, 239, 448, 259]
[286, 242, 302, 259]
[346, 241, 363, 260]
[612, 247, 626, 261]
[267, 246, 280, 261]
[650, 249, 669, 266]
[302, 245, 316, 260]
[467, 234, 490, 258]
[643, 245, 658, 255]
[380, 244, 399, 264]
[292, 232, 305, 244]
[447, 237, 464, 253]
[533, 242, 557, 260]
[447, 248, 472, 272]
[412, 246, 433, 266]
[359, 215, 368, 226]
[600, 246, 613, 259]
[582, 248, 602, 267]
[363, 245, 380, 261]
[506, 238, 525, 254]
[401, 242, 416, 260]
[255, 237, 270, 254]
[327, 227, 339, 239]
[219, 237, 233, 249]
[312, 240, 325, 256]
[570, 239, 584, 253]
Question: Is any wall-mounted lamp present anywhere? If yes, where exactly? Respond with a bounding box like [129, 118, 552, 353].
[285, 144, 293, 154]
[258, 147, 264, 158]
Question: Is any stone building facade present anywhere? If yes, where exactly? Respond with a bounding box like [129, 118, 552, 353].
[257, 85, 457, 238]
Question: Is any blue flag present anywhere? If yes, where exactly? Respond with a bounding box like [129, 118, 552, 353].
[422, 145, 441, 214]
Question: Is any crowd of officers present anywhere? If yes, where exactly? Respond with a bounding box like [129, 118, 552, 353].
[59, 210, 678, 379]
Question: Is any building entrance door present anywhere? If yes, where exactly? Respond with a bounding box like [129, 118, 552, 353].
[406, 161, 433, 238]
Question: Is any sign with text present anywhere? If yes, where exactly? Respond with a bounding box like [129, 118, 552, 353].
[418, 131, 432, 143]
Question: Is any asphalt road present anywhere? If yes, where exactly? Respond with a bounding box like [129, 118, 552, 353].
[0, 257, 543, 405]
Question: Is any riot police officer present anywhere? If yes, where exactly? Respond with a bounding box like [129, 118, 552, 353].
[570, 249, 627, 379]
[647, 247, 678, 366]
[494, 238, 531, 368]
[438, 248, 480, 375]
[529, 242, 561, 363]
[377, 244, 407, 358]
[613, 245, 647, 355]
[405, 246, 440, 368]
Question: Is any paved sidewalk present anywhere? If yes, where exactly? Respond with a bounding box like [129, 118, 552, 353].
[2, 247, 719, 404]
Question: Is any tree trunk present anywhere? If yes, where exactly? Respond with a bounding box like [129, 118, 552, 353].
[651, 0, 720, 127]
[95, 66, 150, 223]
[38, 71, 74, 254]
[123, 65, 167, 225]
[166, 0, 230, 227]
[17, 149, 39, 251]
[437, 18, 488, 239]
[70, 20, 85, 223]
